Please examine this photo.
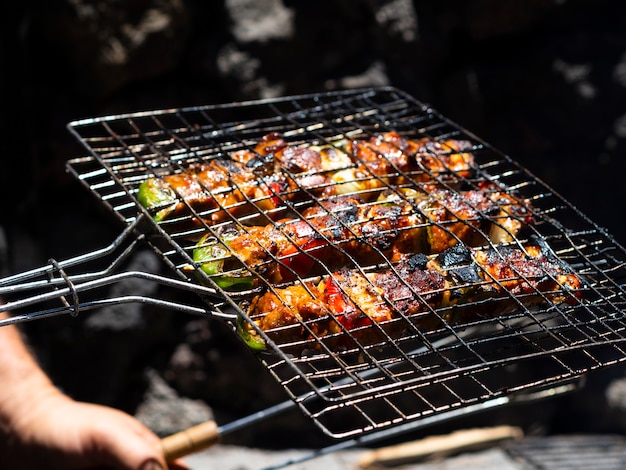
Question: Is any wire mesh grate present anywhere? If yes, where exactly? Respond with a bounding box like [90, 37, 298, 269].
[64, 86, 626, 438]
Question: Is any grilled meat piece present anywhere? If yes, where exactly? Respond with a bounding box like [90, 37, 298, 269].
[193, 185, 533, 289]
[411, 182, 533, 252]
[138, 164, 295, 224]
[240, 243, 582, 351]
[137, 155, 298, 225]
[323, 133, 475, 200]
[137, 132, 475, 225]
[137, 133, 299, 224]
[347, 132, 474, 184]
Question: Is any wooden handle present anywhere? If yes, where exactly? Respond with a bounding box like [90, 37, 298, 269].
[160, 420, 221, 462]
[357, 425, 524, 468]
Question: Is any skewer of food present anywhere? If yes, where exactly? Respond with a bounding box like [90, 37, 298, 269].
[237, 242, 583, 352]
[192, 183, 533, 290]
[137, 132, 475, 225]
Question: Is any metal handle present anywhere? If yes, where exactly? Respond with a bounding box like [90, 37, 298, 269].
[161, 421, 222, 462]
[0, 215, 235, 326]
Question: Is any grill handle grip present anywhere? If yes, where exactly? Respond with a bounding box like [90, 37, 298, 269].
[160, 420, 221, 462]
[357, 425, 523, 468]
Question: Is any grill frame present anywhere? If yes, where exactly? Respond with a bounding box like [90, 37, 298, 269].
[64, 86, 626, 439]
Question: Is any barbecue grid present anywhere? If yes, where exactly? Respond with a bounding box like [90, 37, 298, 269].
[5, 87, 626, 440]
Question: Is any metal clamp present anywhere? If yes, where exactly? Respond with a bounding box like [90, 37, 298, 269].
[47, 258, 80, 317]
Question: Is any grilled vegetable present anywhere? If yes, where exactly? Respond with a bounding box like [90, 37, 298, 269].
[136, 177, 180, 222]
[236, 315, 267, 351]
[192, 186, 533, 289]
[137, 132, 476, 225]
[239, 243, 582, 352]
[193, 233, 255, 291]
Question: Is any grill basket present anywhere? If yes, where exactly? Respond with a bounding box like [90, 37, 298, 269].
[3, 87, 626, 443]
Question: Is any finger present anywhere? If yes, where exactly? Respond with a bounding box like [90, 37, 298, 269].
[83, 407, 169, 470]
[167, 458, 192, 470]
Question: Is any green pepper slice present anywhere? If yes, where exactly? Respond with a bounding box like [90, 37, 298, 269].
[236, 315, 266, 351]
[193, 233, 255, 291]
[137, 178, 178, 222]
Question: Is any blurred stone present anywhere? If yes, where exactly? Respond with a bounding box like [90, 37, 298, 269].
[85, 250, 162, 331]
[136, 369, 214, 437]
[463, 0, 557, 39]
[605, 377, 626, 430]
[226, 0, 294, 43]
[42, 0, 190, 97]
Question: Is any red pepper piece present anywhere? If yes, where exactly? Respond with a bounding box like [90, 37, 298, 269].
[324, 278, 372, 331]
[278, 237, 329, 281]
[268, 181, 285, 208]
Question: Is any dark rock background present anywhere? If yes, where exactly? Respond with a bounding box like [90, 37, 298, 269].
[2, 0, 626, 450]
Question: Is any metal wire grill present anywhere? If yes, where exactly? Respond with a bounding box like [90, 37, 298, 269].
[62, 86, 626, 438]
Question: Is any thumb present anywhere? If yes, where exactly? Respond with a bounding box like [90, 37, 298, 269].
[75, 404, 172, 470]
[95, 412, 191, 470]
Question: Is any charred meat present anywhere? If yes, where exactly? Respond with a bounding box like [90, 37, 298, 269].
[137, 132, 475, 225]
[239, 243, 583, 351]
[193, 185, 533, 290]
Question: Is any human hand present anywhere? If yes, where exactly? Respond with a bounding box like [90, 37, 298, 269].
[2, 388, 189, 470]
